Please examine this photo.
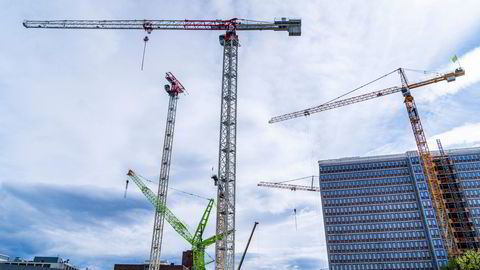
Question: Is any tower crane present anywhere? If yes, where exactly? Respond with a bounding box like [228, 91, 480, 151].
[269, 67, 465, 258]
[23, 18, 301, 270]
[127, 169, 231, 270]
[258, 175, 320, 192]
[147, 72, 185, 270]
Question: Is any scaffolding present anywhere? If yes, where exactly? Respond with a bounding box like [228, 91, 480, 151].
[434, 139, 479, 255]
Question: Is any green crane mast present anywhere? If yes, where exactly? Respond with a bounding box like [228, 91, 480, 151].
[126, 170, 229, 270]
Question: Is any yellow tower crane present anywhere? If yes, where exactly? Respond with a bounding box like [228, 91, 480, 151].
[269, 67, 465, 258]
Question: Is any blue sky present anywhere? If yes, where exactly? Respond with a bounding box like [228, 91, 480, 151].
[1, 1, 480, 269]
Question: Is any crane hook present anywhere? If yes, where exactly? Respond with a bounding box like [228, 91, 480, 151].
[124, 179, 129, 198]
[141, 36, 149, 71]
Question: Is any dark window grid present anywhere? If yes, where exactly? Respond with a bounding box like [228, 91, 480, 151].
[322, 187, 415, 198]
[329, 241, 429, 253]
[327, 235, 427, 243]
[320, 171, 411, 182]
[324, 205, 420, 216]
[329, 262, 435, 270]
[324, 213, 421, 225]
[329, 224, 424, 234]
[323, 197, 416, 207]
[320, 161, 408, 174]
[329, 254, 433, 264]
[321, 177, 412, 190]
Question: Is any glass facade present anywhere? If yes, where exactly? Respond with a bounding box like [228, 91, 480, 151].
[319, 147, 480, 270]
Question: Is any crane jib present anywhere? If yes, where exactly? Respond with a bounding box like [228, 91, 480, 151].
[269, 68, 465, 123]
[22, 18, 301, 36]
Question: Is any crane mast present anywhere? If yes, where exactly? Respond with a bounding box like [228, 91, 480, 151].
[268, 67, 465, 261]
[399, 69, 457, 256]
[148, 72, 185, 270]
[23, 17, 301, 270]
[215, 30, 238, 269]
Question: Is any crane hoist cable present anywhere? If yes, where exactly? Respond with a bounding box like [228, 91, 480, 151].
[317, 69, 399, 107]
[140, 22, 153, 71]
[124, 179, 129, 198]
[141, 35, 149, 71]
[293, 208, 298, 231]
[135, 172, 212, 202]
[307, 67, 440, 110]
[274, 175, 319, 184]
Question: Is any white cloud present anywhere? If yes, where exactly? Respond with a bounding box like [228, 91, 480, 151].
[1, 1, 480, 269]
[429, 122, 480, 149]
[420, 47, 480, 102]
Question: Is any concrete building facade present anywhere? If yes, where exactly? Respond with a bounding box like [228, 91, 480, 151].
[319, 147, 480, 270]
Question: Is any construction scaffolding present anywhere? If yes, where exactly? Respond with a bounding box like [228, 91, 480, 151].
[434, 139, 479, 255]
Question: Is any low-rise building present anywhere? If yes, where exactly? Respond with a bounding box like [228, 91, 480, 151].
[0, 256, 78, 270]
[113, 263, 187, 270]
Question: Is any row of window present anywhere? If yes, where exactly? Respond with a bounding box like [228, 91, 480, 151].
[324, 203, 419, 216]
[320, 169, 410, 181]
[409, 156, 421, 164]
[323, 185, 414, 198]
[327, 221, 423, 234]
[416, 174, 425, 181]
[417, 182, 428, 191]
[331, 262, 434, 270]
[432, 239, 444, 249]
[424, 209, 435, 218]
[323, 194, 416, 207]
[321, 176, 411, 190]
[467, 199, 480, 207]
[461, 181, 480, 189]
[320, 160, 408, 173]
[329, 240, 429, 253]
[450, 154, 480, 162]
[327, 230, 426, 243]
[464, 189, 480, 197]
[474, 218, 480, 225]
[457, 171, 480, 180]
[412, 165, 423, 173]
[329, 251, 431, 263]
[470, 208, 480, 217]
[426, 219, 438, 228]
[454, 162, 480, 171]
[325, 212, 421, 224]
[421, 200, 433, 209]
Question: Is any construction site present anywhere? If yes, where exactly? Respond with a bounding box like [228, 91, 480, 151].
[1, 2, 480, 270]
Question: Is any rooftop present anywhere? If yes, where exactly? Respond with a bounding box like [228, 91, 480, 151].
[318, 146, 480, 165]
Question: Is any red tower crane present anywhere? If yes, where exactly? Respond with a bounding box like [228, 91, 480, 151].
[23, 18, 301, 270]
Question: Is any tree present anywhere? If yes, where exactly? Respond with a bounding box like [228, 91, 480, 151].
[442, 250, 480, 270]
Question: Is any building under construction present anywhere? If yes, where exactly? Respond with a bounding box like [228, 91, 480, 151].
[319, 146, 480, 270]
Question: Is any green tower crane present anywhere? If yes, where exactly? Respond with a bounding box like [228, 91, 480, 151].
[126, 169, 230, 270]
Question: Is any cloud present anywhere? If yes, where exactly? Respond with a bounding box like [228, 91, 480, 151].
[0, 182, 209, 269]
[429, 122, 480, 149]
[419, 47, 480, 102]
[1, 1, 480, 269]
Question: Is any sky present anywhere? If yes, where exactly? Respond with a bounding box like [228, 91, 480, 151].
[0, 1, 479, 269]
